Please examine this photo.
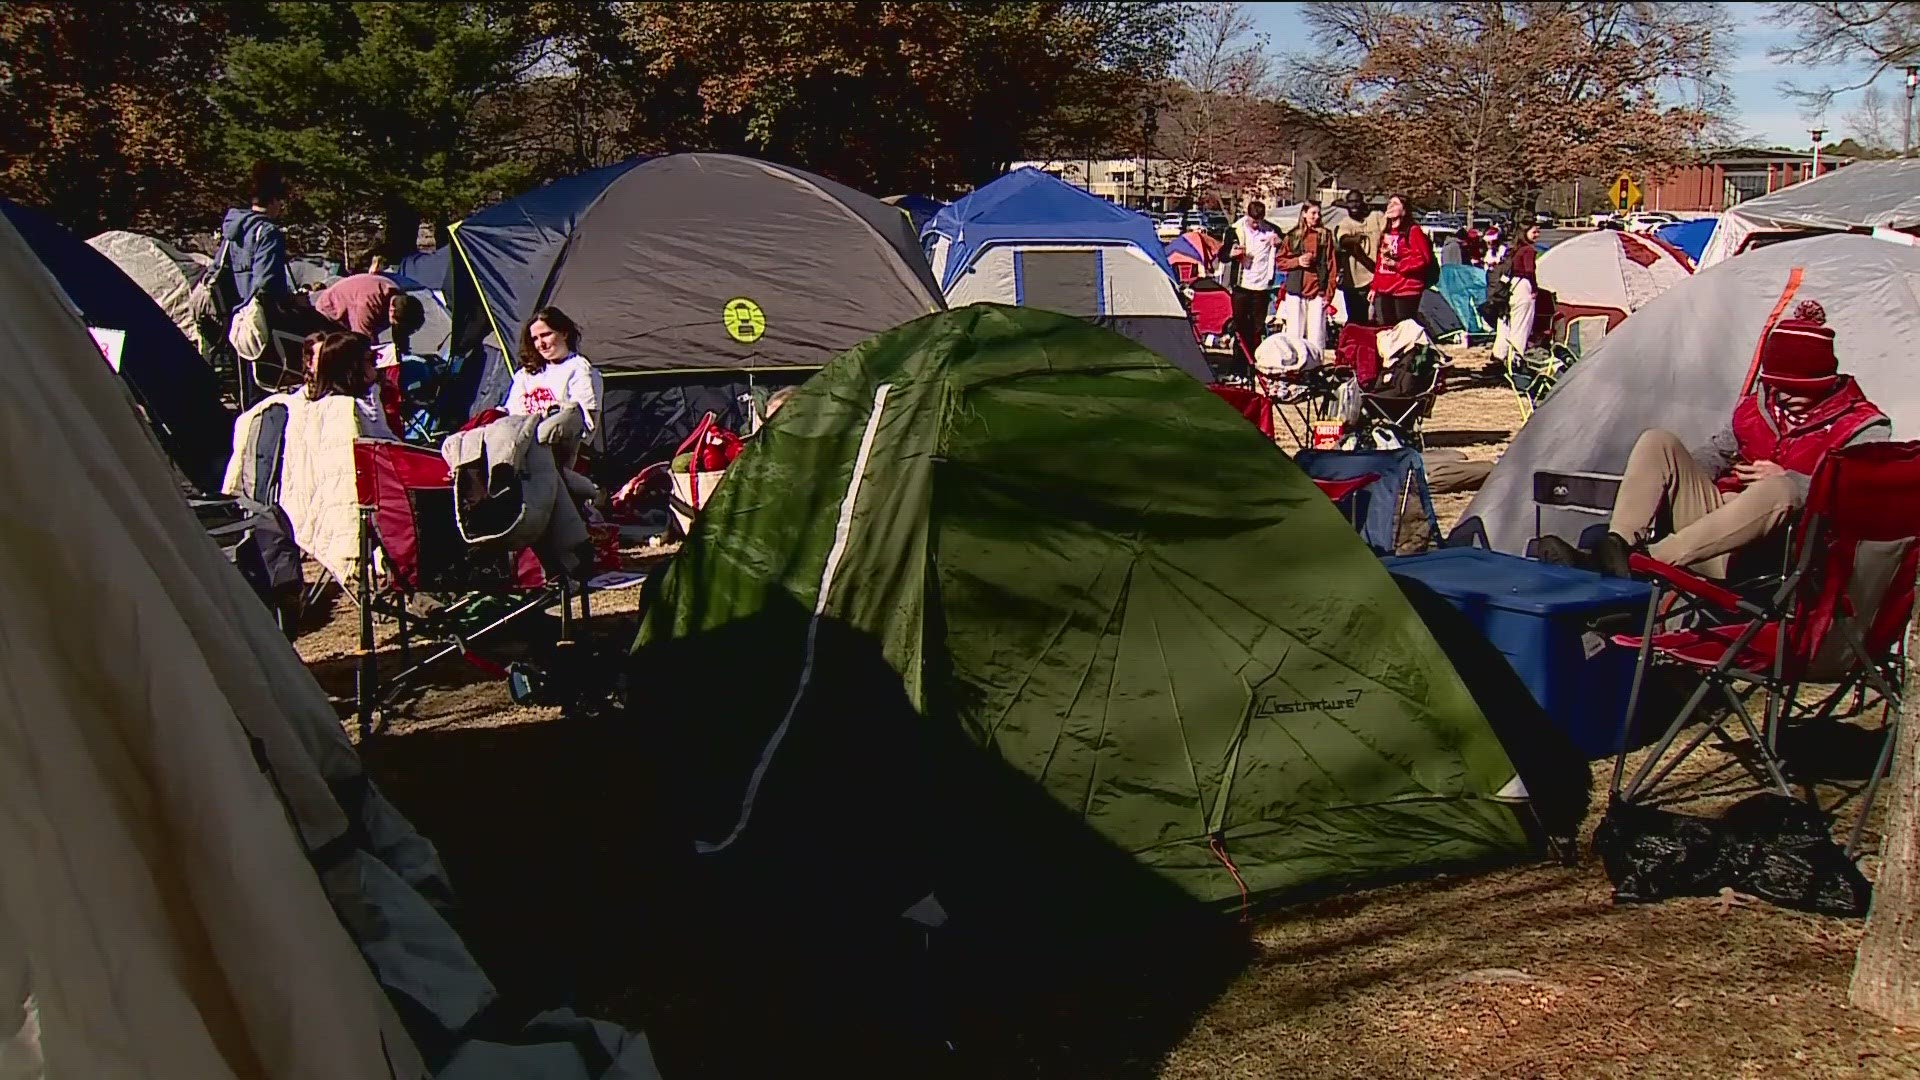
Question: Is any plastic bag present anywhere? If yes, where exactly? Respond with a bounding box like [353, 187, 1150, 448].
[1592, 794, 1870, 917]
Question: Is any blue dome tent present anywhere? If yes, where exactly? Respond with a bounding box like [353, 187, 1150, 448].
[392, 246, 450, 298]
[922, 168, 1213, 382]
[1653, 217, 1716, 265]
[1, 199, 232, 490]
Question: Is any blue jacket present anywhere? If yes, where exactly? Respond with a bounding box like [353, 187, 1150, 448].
[220, 208, 290, 301]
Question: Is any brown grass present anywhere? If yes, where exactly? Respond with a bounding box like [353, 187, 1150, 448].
[294, 350, 1920, 1077]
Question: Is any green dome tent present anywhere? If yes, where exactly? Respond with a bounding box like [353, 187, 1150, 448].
[632, 305, 1576, 913]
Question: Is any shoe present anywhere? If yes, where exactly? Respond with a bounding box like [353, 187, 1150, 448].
[1536, 535, 1593, 570]
[1595, 532, 1635, 579]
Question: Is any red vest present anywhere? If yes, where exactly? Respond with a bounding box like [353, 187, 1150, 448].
[1718, 376, 1886, 494]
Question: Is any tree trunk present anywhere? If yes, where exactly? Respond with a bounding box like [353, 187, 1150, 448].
[1464, 158, 1479, 231]
[380, 198, 423, 265]
[1852, 619, 1920, 1023]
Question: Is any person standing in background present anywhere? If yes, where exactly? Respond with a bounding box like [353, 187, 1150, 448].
[1491, 223, 1541, 364]
[1228, 201, 1282, 374]
[1369, 195, 1434, 327]
[1277, 202, 1339, 357]
[1334, 190, 1385, 326]
[221, 162, 291, 309]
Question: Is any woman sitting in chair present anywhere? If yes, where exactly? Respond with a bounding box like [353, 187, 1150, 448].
[305, 330, 397, 442]
[509, 306, 603, 440]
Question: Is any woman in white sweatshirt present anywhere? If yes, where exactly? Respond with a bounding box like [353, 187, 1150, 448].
[507, 306, 603, 440]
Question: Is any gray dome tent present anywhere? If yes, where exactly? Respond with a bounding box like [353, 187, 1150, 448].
[1456, 233, 1920, 554]
[445, 154, 945, 481]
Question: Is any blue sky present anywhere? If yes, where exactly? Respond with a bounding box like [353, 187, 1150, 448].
[1245, 3, 1888, 148]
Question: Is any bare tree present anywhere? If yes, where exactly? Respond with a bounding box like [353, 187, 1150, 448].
[1853, 622, 1920, 1024]
[1157, 2, 1278, 205]
[1295, 3, 1727, 220]
[1768, 3, 1920, 113]
[1848, 83, 1899, 149]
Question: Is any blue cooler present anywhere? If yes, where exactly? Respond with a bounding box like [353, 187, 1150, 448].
[1383, 548, 1652, 759]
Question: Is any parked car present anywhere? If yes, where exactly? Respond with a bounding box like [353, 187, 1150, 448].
[1623, 211, 1680, 234]
[1589, 211, 1618, 228]
[1534, 211, 1556, 227]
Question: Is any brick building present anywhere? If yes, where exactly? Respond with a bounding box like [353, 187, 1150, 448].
[1645, 150, 1851, 213]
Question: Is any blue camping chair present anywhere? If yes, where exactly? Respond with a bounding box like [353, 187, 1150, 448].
[1295, 448, 1442, 556]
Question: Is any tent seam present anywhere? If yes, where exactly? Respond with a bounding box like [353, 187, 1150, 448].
[694, 381, 894, 854]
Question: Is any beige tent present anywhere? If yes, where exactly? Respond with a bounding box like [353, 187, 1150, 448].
[0, 217, 656, 1076]
[85, 229, 208, 345]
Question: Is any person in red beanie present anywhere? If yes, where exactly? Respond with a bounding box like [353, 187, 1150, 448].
[1542, 302, 1889, 578]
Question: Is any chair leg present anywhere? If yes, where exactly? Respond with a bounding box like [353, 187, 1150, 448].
[1611, 592, 1662, 800]
[355, 508, 378, 741]
[1718, 682, 1792, 796]
[397, 599, 411, 667]
[1848, 708, 1901, 858]
[1623, 669, 1722, 801]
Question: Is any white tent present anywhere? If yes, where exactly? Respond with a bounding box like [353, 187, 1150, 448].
[1698, 159, 1920, 268]
[1535, 229, 1691, 333]
[86, 230, 208, 345]
[0, 215, 657, 1078]
[1456, 233, 1920, 554]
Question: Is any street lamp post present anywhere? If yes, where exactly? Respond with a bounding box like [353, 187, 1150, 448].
[1906, 67, 1917, 158]
[1809, 128, 1826, 180]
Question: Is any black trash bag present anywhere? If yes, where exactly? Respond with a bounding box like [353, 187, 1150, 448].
[1592, 794, 1871, 917]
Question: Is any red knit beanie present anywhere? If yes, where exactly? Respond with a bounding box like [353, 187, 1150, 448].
[1758, 318, 1839, 394]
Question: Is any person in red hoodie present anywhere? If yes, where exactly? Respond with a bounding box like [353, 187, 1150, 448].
[1541, 301, 1889, 579]
[1369, 194, 1433, 326]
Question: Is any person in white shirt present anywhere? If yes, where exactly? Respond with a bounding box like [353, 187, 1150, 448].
[508, 305, 604, 444]
[1228, 201, 1281, 377]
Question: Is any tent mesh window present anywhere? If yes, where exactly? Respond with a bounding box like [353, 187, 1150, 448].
[1018, 250, 1101, 317]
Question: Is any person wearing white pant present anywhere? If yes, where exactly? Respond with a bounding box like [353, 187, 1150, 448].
[1278, 291, 1329, 357]
[1491, 222, 1541, 363]
[1492, 276, 1536, 362]
[1279, 202, 1340, 361]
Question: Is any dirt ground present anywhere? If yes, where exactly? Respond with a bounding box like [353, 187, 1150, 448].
[296, 346, 1920, 1078]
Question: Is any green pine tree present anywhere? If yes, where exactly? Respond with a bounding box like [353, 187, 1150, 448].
[211, 2, 534, 260]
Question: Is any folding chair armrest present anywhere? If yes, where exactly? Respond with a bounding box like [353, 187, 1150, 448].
[1627, 553, 1768, 617]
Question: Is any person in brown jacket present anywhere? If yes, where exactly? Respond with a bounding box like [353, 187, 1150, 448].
[1277, 202, 1339, 355]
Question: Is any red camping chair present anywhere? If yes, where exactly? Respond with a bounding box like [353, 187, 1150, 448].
[351, 439, 600, 736]
[1333, 323, 1385, 388]
[1207, 384, 1275, 440]
[1610, 442, 1920, 854]
[1189, 283, 1234, 350]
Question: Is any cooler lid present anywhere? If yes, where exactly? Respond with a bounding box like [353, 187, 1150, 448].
[1383, 547, 1650, 617]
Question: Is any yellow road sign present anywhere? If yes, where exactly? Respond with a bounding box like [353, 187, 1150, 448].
[723, 297, 766, 343]
[1610, 173, 1642, 212]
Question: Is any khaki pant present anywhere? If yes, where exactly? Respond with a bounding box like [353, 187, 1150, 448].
[1610, 429, 1798, 578]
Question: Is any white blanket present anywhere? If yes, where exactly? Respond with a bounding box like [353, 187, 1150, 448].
[1376, 319, 1433, 367]
[279, 394, 377, 589]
